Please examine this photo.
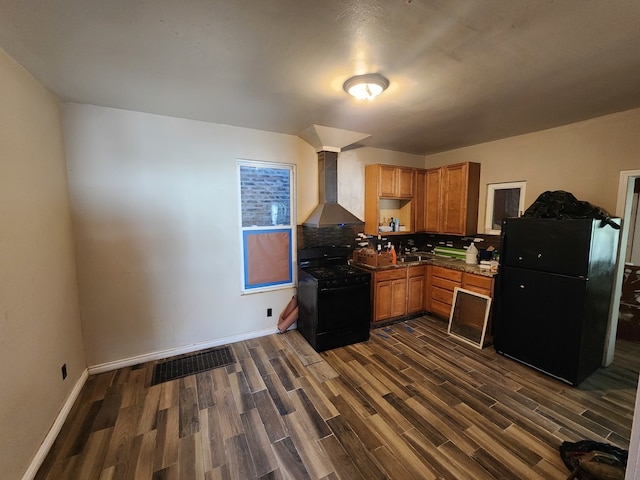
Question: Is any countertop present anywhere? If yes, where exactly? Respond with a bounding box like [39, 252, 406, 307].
[352, 253, 498, 277]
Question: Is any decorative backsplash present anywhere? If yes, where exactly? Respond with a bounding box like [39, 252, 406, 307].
[297, 225, 501, 255]
[297, 225, 362, 249]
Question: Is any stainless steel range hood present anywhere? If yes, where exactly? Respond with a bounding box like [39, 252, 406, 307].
[298, 125, 370, 228]
[302, 150, 363, 227]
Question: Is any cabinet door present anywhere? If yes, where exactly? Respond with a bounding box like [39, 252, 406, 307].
[374, 280, 393, 321]
[378, 165, 397, 198]
[425, 168, 442, 233]
[397, 168, 414, 198]
[414, 169, 427, 232]
[374, 278, 407, 321]
[441, 163, 468, 235]
[391, 279, 408, 317]
[407, 273, 425, 313]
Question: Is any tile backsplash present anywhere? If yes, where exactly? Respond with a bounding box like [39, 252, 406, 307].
[297, 225, 501, 255]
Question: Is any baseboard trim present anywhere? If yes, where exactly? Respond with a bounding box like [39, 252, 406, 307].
[22, 368, 89, 480]
[88, 327, 279, 374]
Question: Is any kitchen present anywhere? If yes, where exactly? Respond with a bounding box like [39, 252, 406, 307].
[2, 1, 640, 479]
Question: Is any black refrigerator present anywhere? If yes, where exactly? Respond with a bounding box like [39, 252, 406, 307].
[494, 217, 620, 385]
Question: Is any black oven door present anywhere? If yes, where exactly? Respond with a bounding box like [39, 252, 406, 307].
[315, 282, 371, 351]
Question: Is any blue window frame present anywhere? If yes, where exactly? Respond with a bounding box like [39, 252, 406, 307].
[238, 161, 295, 293]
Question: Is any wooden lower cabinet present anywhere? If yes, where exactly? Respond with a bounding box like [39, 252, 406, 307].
[462, 272, 494, 297]
[427, 266, 495, 322]
[428, 266, 463, 318]
[407, 266, 426, 314]
[373, 268, 408, 322]
[462, 272, 495, 339]
[371, 264, 493, 326]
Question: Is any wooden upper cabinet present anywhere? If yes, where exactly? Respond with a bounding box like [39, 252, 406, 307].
[378, 165, 397, 197]
[441, 162, 480, 236]
[377, 165, 414, 198]
[415, 162, 480, 236]
[365, 164, 415, 235]
[414, 169, 427, 232]
[396, 168, 414, 198]
[425, 168, 443, 233]
[414, 167, 442, 233]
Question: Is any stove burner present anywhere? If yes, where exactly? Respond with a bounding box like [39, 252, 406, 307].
[303, 265, 364, 280]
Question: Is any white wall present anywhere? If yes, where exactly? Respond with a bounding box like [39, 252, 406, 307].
[0, 48, 86, 479]
[64, 104, 322, 367]
[424, 108, 640, 232]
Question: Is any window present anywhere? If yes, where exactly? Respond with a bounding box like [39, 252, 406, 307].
[485, 181, 526, 235]
[238, 160, 295, 293]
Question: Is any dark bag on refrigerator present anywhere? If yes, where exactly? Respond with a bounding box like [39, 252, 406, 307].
[523, 190, 620, 229]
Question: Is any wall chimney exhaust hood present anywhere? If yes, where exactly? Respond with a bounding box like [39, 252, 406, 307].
[303, 150, 363, 227]
[298, 125, 370, 227]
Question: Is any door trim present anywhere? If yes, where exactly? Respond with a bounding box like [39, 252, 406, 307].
[603, 169, 640, 366]
[607, 169, 640, 480]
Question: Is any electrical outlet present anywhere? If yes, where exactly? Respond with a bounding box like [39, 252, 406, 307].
[267, 308, 272, 317]
[61, 363, 67, 380]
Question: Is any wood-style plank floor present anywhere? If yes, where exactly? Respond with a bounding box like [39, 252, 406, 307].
[35, 316, 639, 479]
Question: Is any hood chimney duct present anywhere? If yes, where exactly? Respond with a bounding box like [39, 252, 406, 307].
[302, 151, 364, 227]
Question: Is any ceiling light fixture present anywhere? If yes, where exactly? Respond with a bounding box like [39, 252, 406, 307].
[343, 73, 389, 100]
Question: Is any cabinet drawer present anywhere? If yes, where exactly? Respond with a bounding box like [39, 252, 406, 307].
[431, 299, 453, 318]
[432, 266, 463, 282]
[463, 285, 492, 297]
[431, 286, 454, 306]
[431, 277, 460, 293]
[408, 265, 425, 277]
[376, 268, 407, 282]
[463, 273, 493, 291]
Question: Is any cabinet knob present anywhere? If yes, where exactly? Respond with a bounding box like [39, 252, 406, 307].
[518, 256, 523, 260]
[519, 284, 525, 289]
[537, 253, 542, 258]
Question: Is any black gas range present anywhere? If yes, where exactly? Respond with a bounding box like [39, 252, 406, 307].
[297, 246, 371, 352]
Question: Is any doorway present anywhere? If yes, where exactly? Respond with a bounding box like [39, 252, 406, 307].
[604, 169, 640, 365]
[618, 178, 640, 342]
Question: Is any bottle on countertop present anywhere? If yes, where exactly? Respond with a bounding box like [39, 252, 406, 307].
[490, 251, 499, 272]
[390, 244, 397, 265]
[466, 242, 479, 265]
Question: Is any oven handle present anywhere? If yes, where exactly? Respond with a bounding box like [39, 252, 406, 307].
[319, 282, 370, 293]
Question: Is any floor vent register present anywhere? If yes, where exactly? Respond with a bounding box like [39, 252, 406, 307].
[151, 345, 235, 385]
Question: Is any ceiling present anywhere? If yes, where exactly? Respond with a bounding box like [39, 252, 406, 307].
[1, 0, 640, 155]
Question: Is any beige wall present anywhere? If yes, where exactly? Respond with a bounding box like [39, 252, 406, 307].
[64, 104, 320, 367]
[425, 108, 640, 233]
[0, 48, 86, 479]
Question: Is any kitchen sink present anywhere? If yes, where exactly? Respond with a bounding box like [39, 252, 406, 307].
[399, 255, 421, 263]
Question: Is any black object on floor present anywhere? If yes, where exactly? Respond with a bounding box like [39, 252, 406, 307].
[559, 440, 627, 479]
[151, 346, 234, 385]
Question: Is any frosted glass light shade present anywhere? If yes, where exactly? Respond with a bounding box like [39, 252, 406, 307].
[343, 73, 389, 100]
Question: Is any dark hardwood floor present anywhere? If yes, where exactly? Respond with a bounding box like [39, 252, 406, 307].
[35, 315, 639, 479]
